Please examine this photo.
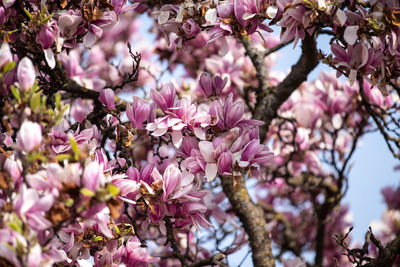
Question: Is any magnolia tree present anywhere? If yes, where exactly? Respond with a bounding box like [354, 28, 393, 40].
[1, 0, 400, 266]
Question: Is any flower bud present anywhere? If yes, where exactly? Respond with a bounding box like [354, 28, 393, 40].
[36, 24, 55, 50]
[0, 42, 12, 70]
[199, 73, 213, 97]
[17, 121, 42, 152]
[17, 57, 36, 91]
[126, 96, 150, 129]
[99, 88, 115, 110]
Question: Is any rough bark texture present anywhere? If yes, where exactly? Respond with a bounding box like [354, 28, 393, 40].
[221, 176, 275, 267]
[362, 234, 400, 267]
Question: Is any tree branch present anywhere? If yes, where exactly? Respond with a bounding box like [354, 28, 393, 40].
[361, 234, 400, 267]
[189, 253, 226, 267]
[244, 34, 319, 141]
[220, 175, 275, 267]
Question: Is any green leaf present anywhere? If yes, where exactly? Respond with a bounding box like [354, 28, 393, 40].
[10, 86, 21, 103]
[42, 13, 54, 24]
[8, 214, 22, 234]
[77, 205, 85, 213]
[80, 188, 95, 197]
[107, 184, 120, 196]
[114, 225, 121, 235]
[30, 92, 41, 112]
[55, 154, 71, 162]
[65, 198, 74, 207]
[3, 61, 15, 73]
[93, 236, 103, 241]
[55, 93, 61, 110]
[24, 9, 32, 20]
[8, 222, 22, 233]
[69, 136, 79, 161]
[123, 225, 133, 235]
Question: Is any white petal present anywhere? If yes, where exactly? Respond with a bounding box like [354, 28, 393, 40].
[158, 11, 170, 25]
[44, 48, 56, 69]
[171, 130, 183, 148]
[332, 114, 342, 129]
[83, 32, 98, 47]
[349, 69, 357, 86]
[205, 8, 217, 24]
[266, 6, 278, 19]
[205, 163, 218, 182]
[194, 127, 206, 140]
[146, 122, 158, 131]
[238, 161, 249, 168]
[199, 141, 214, 162]
[334, 8, 347, 27]
[344, 25, 359, 45]
[219, 36, 229, 56]
[242, 12, 256, 20]
[318, 0, 326, 10]
[3, 0, 16, 8]
[152, 127, 168, 136]
[360, 43, 369, 67]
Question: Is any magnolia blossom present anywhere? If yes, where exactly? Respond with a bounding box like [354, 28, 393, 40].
[17, 121, 42, 152]
[99, 88, 116, 110]
[126, 96, 150, 129]
[0, 42, 12, 69]
[17, 57, 36, 91]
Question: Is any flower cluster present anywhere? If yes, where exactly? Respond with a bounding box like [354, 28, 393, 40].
[1, 0, 400, 266]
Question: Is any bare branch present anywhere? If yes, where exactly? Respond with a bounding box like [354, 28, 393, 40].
[361, 234, 400, 267]
[264, 38, 294, 57]
[244, 34, 319, 141]
[189, 253, 227, 267]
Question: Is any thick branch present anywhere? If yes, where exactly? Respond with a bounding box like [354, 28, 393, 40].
[362, 234, 400, 267]
[60, 79, 100, 100]
[221, 176, 275, 267]
[246, 34, 319, 141]
[189, 253, 226, 267]
[164, 216, 188, 266]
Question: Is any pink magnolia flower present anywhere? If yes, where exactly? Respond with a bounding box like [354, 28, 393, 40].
[0, 42, 12, 70]
[150, 83, 177, 113]
[159, 164, 194, 201]
[14, 185, 53, 231]
[51, 125, 94, 154]
[199, 72, 228, 97]
[210, 93, 262, 130]
[182, 19, 200, 39]
[17, 121, 42, 152]
[36, 24, 56, 68]
[0, 7, 5, 25]
[37, 24, 55, 50]
[82, 161, 105, 192]
[99, 88, 116, 110]
[382, 186, 400, 210]
[83, 24, 103, 47]
[58, 11, 82, 37]
[0, 228, 24, 267]
[126, 96, 150, 129]
[4, 155, 22, 181]
[17, 57, 36, 91]
[2, 0, 15, 8]
[146, 116, 186, 148]
[123, 236, 159, 266]
[217, 151, 233, 176]
[198, 141, 218, 182]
